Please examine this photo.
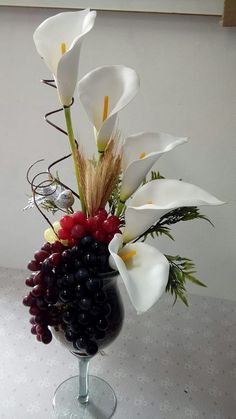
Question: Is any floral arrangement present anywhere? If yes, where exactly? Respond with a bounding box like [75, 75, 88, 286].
[23, 10, 223, 355]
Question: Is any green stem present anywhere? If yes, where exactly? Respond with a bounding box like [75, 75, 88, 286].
[116, 200, 125, 217]
[63, 106, 86, 214]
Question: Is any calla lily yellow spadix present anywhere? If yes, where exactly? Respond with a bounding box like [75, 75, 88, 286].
[123, 179, 225, 242]
[120, 132, 188, 202]
[33, 9, 96, 106]
[77, 65, 140, 152]
[109, 234, 169, 312]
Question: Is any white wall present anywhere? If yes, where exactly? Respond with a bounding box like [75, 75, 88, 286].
[0, 7, 235, 301]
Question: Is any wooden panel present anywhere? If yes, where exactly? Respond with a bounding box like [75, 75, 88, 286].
[223, 0, 236, 26]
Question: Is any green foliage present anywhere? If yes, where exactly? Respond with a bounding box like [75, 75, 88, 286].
[143, 170, 165, 185]
[142, 226, 174, 242]
[135, 206, 213, 243]
[108, 176, 122, 215]
[159, 206, 214, 227]
[40, 199, 62, 215]
[150, 170, 165, 180]
[165, 255, 206, 306]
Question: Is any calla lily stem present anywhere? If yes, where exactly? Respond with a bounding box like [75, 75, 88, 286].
[64, 106, 86, 214]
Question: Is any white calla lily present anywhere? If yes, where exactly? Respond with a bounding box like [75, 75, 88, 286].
[120, 132, 188, 201]
[123, 179, 225, 242]
[109, 234, 169, 312]
[33, 9, 96, 106]
[77, 65, 140, 152]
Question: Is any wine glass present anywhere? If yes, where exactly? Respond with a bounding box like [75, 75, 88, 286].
[52, 271, 124, 419]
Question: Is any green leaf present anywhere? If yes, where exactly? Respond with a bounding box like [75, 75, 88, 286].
[185, 273, 207, 287]
[165, 254, 206, 306]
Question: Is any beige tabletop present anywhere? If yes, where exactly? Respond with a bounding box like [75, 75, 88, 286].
[0, 267, 235, 419]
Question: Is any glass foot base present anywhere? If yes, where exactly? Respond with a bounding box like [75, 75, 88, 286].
[53, 375, 117, 419]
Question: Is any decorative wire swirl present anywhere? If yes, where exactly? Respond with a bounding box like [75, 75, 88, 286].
[26, 79, 80, 234]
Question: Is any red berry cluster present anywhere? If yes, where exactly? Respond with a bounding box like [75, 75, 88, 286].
[58, 209, 120, 246]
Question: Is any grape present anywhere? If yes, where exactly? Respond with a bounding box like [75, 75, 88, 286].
[75, 335, 88, 350]
[25, 277, 34, 287]
[61, 249, 74, 263]
[47, 316, 60, 326]
[85, 326, 96, 337]
[74, 259, 83, 270]
[97, 253, 108, 267]
[86, 340, 98, 356]
[83, 253, 97, 267]
[31, 284, 44, 298]
[72, 211, 87, 225]
[78, 297, 92, 311]
[61, 274, 75, 288]
[23, 294, 34, 307]
[41, 329, 52, 344]
[94, 290, 106, 304]
[41, 242, 52, 253]
[33, 272, 44, 286]
[34, 250, 49, 263]
[71, 224, 86, 239]
[69, 323, 80, 334]
[74, 268, 89, 281]
[70, 245, 83, 258]
[27, 260, 40, 271]
[102, 216, 119, 233]
[29, 305, 40, 316]
[86, 278, 102, 292]
[44, 275, 55, 288]
[60, 215, 75, 230]
[105, 233, 115, 243]
[68, 237, 76, 247]
[51, 241, 64, 253]
[62, 309, 76, 325]
[92, 230, 105, 242]
[103, 302, 112, 317]
[96, 317, 109, 331]
[94, 208, 107, 223]
[31, 324, 37, 335]
[61, 263, 74, 274]
[91, 241, 106, 254]
[36, 324, 46, 335]
[30, 317, 36, 325]
[36, 297, 48, 310]
[48, 252, 61, 267]
[59, 289, 74, 303]
[65, 329, 78, 342]
[75, 283, 86, 298]
[78, 313, 90, 326]
[41, 260, 53, 275]
[90, 304, 104, 317]
[94, 329, 105, 340]
[44, 288, 58, 304]
[85, 217, 98, 232]
[35, 312, 47, 325]
[58, 228, 71, 240]
[80, 235, 94, 248]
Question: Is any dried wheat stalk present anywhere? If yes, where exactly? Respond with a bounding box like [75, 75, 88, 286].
[77, 137, 122, 216]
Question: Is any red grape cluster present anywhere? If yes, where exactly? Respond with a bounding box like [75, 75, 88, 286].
[23, 209, 120, 355]
[57, 209, 120, 246]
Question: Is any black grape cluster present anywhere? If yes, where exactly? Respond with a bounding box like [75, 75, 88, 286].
[23, 236, 113, 356]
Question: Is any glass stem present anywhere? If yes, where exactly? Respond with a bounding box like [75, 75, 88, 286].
[78, 356, 90, 404]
